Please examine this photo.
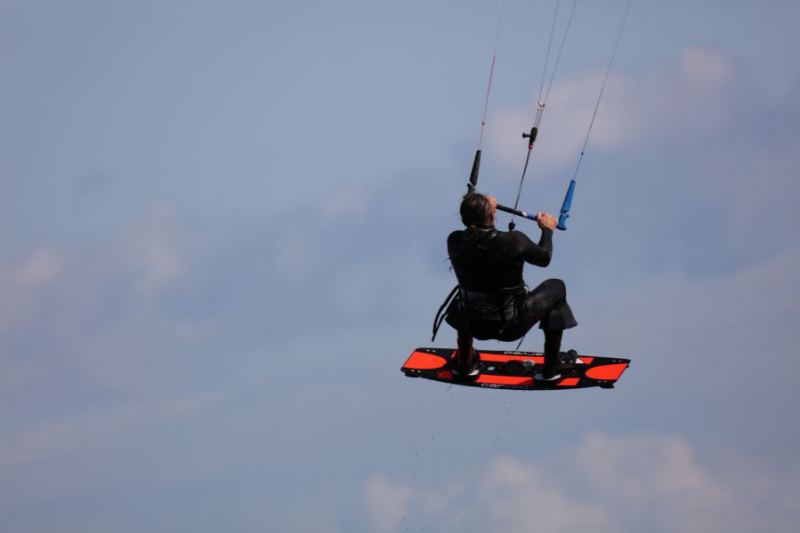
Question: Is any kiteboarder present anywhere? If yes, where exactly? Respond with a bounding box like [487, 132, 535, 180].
[443, 192, 577, 381]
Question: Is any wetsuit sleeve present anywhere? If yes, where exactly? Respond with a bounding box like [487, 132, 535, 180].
[517, 228, 553, 267]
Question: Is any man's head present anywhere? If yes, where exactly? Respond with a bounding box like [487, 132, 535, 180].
[460, 192, 497, 227]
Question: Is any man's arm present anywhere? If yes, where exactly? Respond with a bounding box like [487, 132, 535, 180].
[516, 212, 558, 267]
[516, 229, 551, 267]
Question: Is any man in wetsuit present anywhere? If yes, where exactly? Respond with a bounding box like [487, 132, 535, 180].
[444, 192, 578, 381]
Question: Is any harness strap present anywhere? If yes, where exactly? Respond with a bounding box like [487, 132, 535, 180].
[431, 285, 460, 341]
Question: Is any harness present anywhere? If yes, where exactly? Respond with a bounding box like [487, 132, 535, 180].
[431, 285, 459, 341]
[431, 284, 524, 341]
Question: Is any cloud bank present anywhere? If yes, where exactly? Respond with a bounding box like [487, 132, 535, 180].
[364, 432, 800, 533]
[489, 46, 737, 176]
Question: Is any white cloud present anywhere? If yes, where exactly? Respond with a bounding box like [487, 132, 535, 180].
[0, 206, 211, 397]
[8, 248, 63, 286]
[0, 206, 187, 336]
[489, 46, 736, 176]
[482, 457, 611, 533]
[364, 474, 413, 533]
[365, 458, 586, 533]
[363, 433, 800, 533]
[574, 433, 733, 533]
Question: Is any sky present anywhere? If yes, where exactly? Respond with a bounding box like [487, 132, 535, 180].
[1, 0, 799, 531]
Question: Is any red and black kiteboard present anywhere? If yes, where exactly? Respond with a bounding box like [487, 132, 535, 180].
[402, 347, 630, 390]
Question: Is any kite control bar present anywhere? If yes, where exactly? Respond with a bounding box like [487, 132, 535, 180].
[495, 171, 577, 231]
[470, 179, 565, 230]
[495, 203, 537, 222]
[496, 200, 574, 231]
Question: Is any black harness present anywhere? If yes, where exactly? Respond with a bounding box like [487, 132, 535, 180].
[431, 284, 524, 341]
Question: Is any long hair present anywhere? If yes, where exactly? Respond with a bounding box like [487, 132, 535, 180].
[459, 192, 493, 248]
[460, 192, 492, 228]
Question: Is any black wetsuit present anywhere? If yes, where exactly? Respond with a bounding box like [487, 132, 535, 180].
[444, 225, 577, 342]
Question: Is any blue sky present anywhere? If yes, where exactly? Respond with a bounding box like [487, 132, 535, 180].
[2, 1, 799, 531]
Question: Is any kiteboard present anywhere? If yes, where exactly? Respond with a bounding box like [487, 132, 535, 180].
[401, 347, 630, 390]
